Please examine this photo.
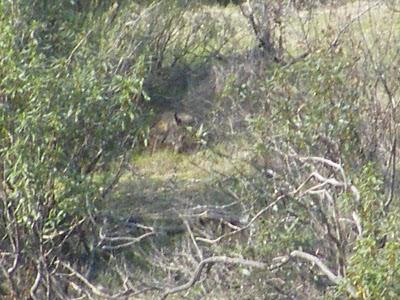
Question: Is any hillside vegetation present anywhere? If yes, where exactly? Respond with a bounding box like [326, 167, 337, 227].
[1, 1, 400, 299]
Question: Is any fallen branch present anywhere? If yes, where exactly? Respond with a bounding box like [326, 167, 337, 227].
[195, 193, 287, 244]
[290, 250, 357, 298]
[183, 219, 203, 260]
[99, 230, 155, 250]
[160, 256, 268, 300]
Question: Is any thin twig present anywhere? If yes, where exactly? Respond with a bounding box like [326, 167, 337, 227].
[329, 1, 382, 49]
[100, 231, 155, 250]
[183, 219, 203, 260]
[66, 30, 92, 65]
[30, 260, 42, 300]
[60, 261, 122, 299]
[385, 135, 397, 211]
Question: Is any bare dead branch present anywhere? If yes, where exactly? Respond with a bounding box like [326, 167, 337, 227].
[161, 256, 268, 300]
[195, 160, 350, 245]
[183, 219, 203, 260]
[290, 250, 357, 298]
[352, 212, 363, 237]
[99, 231, 155, 250]
[30, 260, 42, 300]
[299, 156, 347, 189]
[59, 261, 142, 299]
[385, 135, 397, 211]
[195, 193, 287, 244]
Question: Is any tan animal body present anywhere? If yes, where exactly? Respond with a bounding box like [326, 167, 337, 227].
[149, 111, 195, 154]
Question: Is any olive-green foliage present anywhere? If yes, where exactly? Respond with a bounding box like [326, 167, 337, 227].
[0, 1, 150, 296]
[0, 0, 236, 296]
[0, 1, 146, 227]
[1, 1, 400, 299]
[216, 49, 399, 297]
[248, 53, 364, 164]
[344, 165, 400, 299]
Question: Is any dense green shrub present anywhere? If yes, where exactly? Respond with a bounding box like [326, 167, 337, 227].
[0, 0, 147, 225]
[0, 1, 150, 297]
[1, 1, 399, 299]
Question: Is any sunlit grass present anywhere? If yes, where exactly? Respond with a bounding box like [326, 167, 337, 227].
[285, 1, 400, 57]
